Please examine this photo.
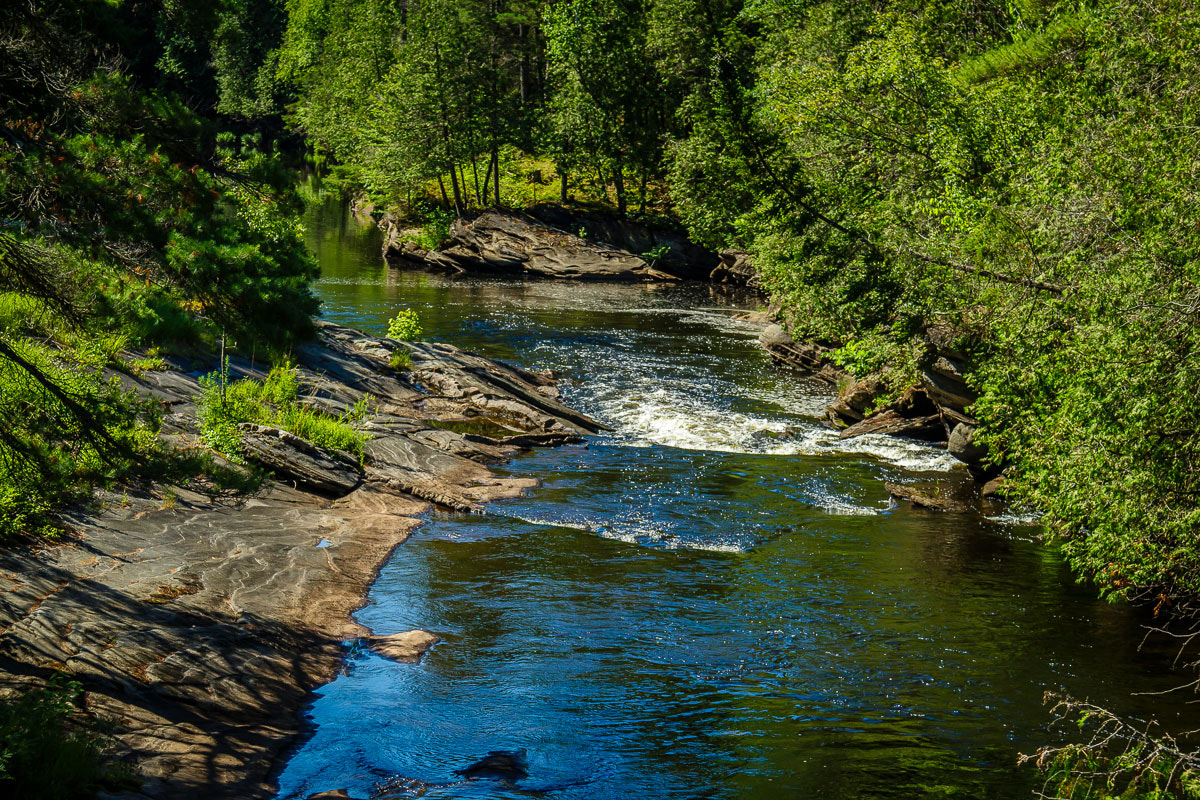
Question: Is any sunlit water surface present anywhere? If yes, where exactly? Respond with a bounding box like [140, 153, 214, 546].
[275, 197, 1194, 799]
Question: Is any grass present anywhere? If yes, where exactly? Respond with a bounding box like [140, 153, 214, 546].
[389, 350, 412, 371]
[197, 362, 372, 461]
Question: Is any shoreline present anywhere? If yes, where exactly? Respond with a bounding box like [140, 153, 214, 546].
[0, 322, 603, 799]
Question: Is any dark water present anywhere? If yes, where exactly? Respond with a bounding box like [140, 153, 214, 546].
[276, 197, 1195, 799]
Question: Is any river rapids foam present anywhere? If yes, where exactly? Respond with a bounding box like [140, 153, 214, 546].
[591, 384, 961, 473]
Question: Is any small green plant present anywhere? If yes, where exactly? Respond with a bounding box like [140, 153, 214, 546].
[387, 309, 423, 341]
[641, 243, 671, 267]
[389, 350, 412, 371]
[0, 675, 137, 798]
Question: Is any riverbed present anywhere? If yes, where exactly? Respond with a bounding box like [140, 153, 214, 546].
[276, 198, 1195, 799]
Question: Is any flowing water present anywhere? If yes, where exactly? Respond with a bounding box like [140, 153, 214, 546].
[276, 198, 1196, 799]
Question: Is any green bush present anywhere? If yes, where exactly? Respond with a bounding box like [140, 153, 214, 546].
[386, 309, 423, 341]
[0, 676, 136, 799]
[197, 362, 371, 460]
[0, 336, 159, 540]
[414, 206, 456, 251]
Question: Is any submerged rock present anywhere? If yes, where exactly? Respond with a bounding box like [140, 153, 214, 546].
[456, 749, 530, 781]
[886, 482, 974, 513]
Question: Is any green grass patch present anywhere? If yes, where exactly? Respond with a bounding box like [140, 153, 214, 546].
[389, 350, 412, 371]
[197, 362, 372, 461]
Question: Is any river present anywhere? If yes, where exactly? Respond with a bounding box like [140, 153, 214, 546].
[275, 198, 1195, 799]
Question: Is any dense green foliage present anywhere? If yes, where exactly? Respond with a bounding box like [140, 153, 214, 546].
[0, 0, 319, 537]
[0, 677, 135, 798]
[197, 363, 371, 460]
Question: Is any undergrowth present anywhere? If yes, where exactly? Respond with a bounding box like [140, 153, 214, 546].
[197, 362, 372, 461]
[0, 676, 138, 799]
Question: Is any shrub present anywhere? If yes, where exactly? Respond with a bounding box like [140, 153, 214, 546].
[197, 362, 371, 460]
[0, 676, 136, 799]
[386, 309, 422, 341]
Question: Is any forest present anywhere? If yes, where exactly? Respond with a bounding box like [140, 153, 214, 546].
[2, 0, 1200, 796]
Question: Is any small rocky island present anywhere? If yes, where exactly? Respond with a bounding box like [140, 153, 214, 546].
[0, 322, 603, 800]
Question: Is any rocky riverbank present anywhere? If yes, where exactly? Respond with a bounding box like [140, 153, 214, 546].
[0, 322, 602, 799]
[380, 205, 763, 287]
[756, 322, 1000, 489]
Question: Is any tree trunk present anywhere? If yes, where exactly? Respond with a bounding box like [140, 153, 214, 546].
[491, 146, 500, 206]
[448, 167, 464, 216]
[614, 162, 627, 217]
[471, 156, 482, 205]
[437, 175, 450, 209]
[560, 170, 568, 203]
[482, 157, 494, 206]
[518, 23, 527, 105]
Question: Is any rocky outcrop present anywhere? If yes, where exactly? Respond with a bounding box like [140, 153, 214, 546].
[837, 386, 944, 442]
[526, 204, 715, 280]
[238, 423, 362, 495]
[754, 320, 1003, 476]
[710, 249, 761, 289]
[825, 377, 884, 426]
[0, 322, 603, 800]
[382, 206, 720, 282]
[384, 210, 678, 282]
[757, 325, 844, 383]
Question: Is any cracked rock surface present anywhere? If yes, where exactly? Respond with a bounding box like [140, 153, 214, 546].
[0, 322, 601, 799]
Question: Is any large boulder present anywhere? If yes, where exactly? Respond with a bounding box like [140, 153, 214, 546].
[947, 422, 1000, 479]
